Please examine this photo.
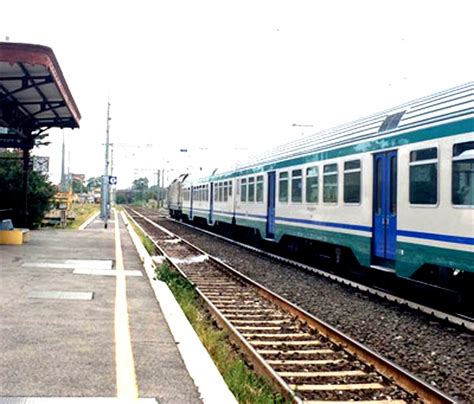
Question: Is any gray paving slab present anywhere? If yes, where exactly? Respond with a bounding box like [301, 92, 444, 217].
[0, 215, 202, 403]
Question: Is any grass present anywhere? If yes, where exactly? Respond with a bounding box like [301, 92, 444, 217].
[66, 203, 99, 229]
[127, 217, 156, 256]
[156, 262, 290, 404]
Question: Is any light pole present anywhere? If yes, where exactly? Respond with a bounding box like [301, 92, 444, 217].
[101, 100, 111, 227]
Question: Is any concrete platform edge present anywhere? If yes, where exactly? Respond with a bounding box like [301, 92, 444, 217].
[121, 211, 237, 404]
[78, 211, 100, 230]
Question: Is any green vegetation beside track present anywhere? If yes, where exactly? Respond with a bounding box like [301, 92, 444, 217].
[66, 203, 100, 229]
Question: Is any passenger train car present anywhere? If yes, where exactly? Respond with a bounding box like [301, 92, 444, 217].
[167, 83, 474, 290]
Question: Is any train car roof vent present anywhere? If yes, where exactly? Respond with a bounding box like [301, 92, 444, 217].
[378, 110, 406, 133]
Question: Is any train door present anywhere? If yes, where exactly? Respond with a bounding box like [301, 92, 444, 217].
[209, 182, 214, 224]
[189, 185, 194, 220]
[266, 171, 276, 238]
[373, 151, 398, 261]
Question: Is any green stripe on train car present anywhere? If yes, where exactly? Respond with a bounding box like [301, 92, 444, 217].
[274, 223, 372, 267]
[396, 242, 474, 278]
[213, 213, 234, 224]
[235, 217, 267, 235]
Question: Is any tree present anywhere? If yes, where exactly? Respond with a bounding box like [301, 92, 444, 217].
[87, 176, 102, 192]
[0, 150, 56, 228]
[72, 179, 86, 194]
[132, 177, 149, 191]
[132, 177, 149, 202]
[115, 189, 132, 205]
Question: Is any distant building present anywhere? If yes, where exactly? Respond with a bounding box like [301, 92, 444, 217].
[71, 174, 85, 182]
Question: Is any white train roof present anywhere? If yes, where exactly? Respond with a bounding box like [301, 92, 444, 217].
[180, 82, 473, 185]
[226, 81, 473, 173]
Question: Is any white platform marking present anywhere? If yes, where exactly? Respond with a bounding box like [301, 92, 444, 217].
[28, 291, 94, 301]
[0, 398, 157, 403]
[73, 268, 142, 277]
[23, 260, 113, 270]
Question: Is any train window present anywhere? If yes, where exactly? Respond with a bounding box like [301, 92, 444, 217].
[241, 178, 247, 202]
[343, 160, 361, 203]
[323, 164, 338, 203]
[219, 182, 224, 202]
[291, 169, 302, 203]
[375, 159, 382, 214]
[224, 181, 229, 202]
[256, 175, 264, 202]
[390, 156, 397, 214]
[306, 166, 319, 203]
[248, 177, 255, 202]
[229, 180, 232, 197]
[214, 184, 218, 201]
[409, 147, 438, 205]
[452, 141, 474, 206]
[279, 172, 289, 202]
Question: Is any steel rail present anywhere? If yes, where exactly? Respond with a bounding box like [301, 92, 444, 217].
[127, 207, 455, 403]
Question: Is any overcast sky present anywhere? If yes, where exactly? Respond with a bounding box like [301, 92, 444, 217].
[2, 0, 473, 187]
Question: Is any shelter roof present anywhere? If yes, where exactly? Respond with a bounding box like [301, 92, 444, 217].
[0, 42, 81, 148]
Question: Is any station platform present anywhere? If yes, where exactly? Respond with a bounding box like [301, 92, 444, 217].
[0, 211, 235, 403]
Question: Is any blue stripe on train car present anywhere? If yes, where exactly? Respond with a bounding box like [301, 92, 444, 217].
[397, 229, 474, 246]
[276, 216, 372, 233]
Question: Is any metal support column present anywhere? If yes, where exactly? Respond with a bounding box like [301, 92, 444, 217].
[21, 147, 30, 228]
[101, 101, 111, 227]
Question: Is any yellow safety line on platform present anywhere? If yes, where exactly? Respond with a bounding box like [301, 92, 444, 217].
[114, 209, 139, 400]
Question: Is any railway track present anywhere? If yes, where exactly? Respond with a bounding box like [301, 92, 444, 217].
[139, 208, 474, 332]
[125, 207, 454, 403]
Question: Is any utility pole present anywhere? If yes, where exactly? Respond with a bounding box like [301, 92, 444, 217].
[101, 100, 111, 227]
[156, 170, 161, 204]
[110, 143, 115, 207]
[161, 168, 165, 207]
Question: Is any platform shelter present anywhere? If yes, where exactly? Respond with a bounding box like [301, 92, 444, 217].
[0, 42, 81, 227]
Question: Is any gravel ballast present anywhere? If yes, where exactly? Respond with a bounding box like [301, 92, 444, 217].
[142, 213, 474, 403]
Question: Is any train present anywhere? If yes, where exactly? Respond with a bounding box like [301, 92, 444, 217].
[167, 82, 474, 294]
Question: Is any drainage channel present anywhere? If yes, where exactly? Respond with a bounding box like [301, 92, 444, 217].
[126, 208, 454, 404]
